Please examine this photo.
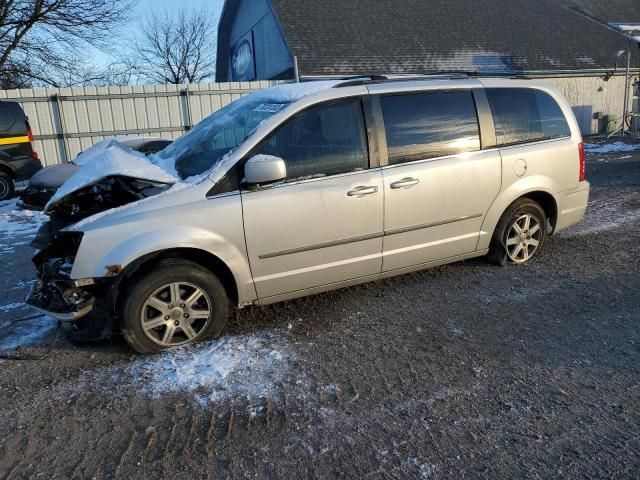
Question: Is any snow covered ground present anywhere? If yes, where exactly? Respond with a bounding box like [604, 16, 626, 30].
[0, 315, 57, 352]
[560, 187, 640, 237]
[0, 199, 51, 354]
[0, 199, 46, 240]
[1, 140, 639, 398]
[125, 330, 292, 405]
[584, 141, 640, 154]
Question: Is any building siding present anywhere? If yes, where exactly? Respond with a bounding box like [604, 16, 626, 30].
[228, 0, 292, 81]
[543, 75, 636, 134]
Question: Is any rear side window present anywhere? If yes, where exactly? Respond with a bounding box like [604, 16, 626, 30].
[0, 102, 25, 134]
[253, 99, 369, 182]
[486, 88, 571, 146]
[380, 91, 480, 165]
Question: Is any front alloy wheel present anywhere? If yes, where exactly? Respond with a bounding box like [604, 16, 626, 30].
[141, 282, 212, 347]
[121, 259, 229, 354]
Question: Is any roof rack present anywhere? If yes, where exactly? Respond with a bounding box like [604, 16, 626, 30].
[333, 71, 530, 88]
[333, 72, 473, 88]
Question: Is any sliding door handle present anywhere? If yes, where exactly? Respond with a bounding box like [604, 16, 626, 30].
[390, 177, 420, 189]
[347, 185, 378, 197]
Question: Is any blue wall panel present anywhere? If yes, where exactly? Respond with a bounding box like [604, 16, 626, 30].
[228, 0, 293, 80]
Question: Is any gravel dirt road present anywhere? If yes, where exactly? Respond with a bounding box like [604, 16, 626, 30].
[0, 146, 638, 479]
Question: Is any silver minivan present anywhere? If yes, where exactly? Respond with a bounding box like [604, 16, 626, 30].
[27, 76, 590, 353]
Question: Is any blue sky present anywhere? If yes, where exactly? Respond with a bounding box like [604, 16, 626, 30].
[135, 0, 225, 15]
[93, 0, 226, 66]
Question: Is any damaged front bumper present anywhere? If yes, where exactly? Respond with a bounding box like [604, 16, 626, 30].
[25, 279, 95, 321]
[26, 230, 96, 322]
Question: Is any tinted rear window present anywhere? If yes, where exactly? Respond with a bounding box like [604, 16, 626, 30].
[0, 101, 26, 135]
[486, 88, 571, 146]
[380, 91, 480, 165]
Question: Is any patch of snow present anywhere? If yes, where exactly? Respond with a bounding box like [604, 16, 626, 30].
[72, 138, 122, 166]
[576, 56, 596, 66]
[0, 316, 57, 352]
[128, 330, 292, 405]
[560, 187, 640, 236]
[46, 143, 177, 211]
[12, 279, 36, 290]
[404, 457, 436, 479]
[406, 49, 519, 73]
[584, 142, 640, 154]
[0, 198, 47, 238]
[0, 302, 27, 312]
[251, 80, 342, 103]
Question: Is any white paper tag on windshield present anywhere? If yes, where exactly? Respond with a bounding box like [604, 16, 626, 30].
[253, 103, 287, 113]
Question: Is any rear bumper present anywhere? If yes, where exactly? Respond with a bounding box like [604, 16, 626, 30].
[11, 157, 43, 181]
[554, 181, 590, 233]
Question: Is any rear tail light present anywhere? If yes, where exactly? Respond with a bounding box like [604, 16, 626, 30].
[578, 142, 585, 182]
[25, 121, 39, 160]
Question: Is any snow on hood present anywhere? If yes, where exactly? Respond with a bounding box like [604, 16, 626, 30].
[45, 142, 177, 211]
[72, 138, 123, 166]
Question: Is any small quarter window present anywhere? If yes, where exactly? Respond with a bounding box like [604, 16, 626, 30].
[380, 91, 481, 165]
[253, 99, 369, 182]
[486, 88, 571, 146]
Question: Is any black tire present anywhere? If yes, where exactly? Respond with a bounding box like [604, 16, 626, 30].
[487, 198, 547, 266]
[0, 173, 15, 201]
[121, 259, 229, 354]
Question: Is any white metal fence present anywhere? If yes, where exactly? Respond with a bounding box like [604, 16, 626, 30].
[0, 76, 637, 167]
[0, 81, 279, 166]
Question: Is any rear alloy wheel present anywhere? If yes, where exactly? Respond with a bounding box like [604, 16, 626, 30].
[505, 213, 543, 263]
[121, 259, 229, 354]
[0, 173, 14, 201]
[488, 198, 547, 266]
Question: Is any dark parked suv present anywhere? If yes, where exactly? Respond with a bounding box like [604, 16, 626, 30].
[0, 100, 42, 200]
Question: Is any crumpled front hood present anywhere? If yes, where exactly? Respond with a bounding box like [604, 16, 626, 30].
[35, 141, 179, 240]
[45, 141, 177, 214]
[45, 141, 178, 212]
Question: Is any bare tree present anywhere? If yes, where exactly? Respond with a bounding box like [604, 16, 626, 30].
[133, 8, 217, 84]
[0, 0, 134, 88]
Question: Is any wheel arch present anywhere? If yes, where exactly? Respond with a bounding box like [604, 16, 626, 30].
[479, 180, 559, 251]
[0, 161, 15, 178]
[521, 191, 558, 231]
[109, 248, 242, 317]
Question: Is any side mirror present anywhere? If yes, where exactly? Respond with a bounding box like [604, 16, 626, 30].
[244, 155, 287, 186]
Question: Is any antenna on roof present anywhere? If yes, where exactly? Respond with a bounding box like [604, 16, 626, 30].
[293, 56, 300, 83]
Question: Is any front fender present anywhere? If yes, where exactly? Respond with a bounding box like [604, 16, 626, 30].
[477, 174, 559, 251]
[71, 226, 256, 305]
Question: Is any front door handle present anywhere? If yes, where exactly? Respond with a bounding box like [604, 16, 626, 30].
[390, 177, 420, 189]
[347, 185, 378, 197]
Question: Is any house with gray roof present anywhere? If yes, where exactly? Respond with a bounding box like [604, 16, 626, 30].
[216, 0, 640, 134]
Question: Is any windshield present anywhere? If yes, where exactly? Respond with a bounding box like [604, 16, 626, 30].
[151, 96, 289, 180]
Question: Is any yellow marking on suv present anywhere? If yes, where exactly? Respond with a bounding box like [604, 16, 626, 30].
[0, 135, 29, 145]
